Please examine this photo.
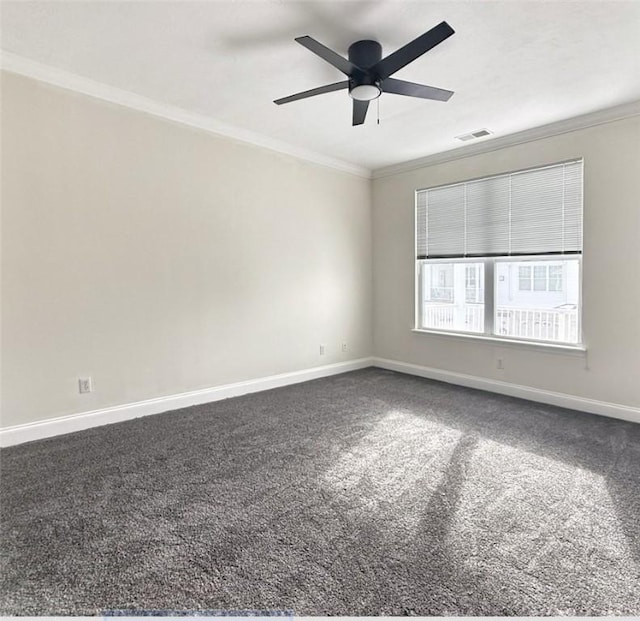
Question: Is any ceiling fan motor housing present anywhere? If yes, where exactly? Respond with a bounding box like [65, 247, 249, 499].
[348, 40, 382, 99]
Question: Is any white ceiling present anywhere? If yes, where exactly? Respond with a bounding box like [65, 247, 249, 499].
[2, 0, 639, 172]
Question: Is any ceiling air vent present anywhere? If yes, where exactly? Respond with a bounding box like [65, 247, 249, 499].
[456, 128, 493, 142]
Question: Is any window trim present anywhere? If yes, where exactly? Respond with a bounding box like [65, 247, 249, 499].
[410, 327, 587, 355]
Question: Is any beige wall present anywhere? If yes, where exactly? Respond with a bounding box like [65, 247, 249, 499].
[0, 72, 372, 427]
[372, 116, 640, 408]
[2, 70, 638, 431]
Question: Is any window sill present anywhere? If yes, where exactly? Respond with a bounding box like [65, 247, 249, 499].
[411, 328, 587, 355]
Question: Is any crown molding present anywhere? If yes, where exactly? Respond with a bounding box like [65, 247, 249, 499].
[372, 99, 640, 179]
[4, 51, 639, 183]
[0, 51, 372, 179]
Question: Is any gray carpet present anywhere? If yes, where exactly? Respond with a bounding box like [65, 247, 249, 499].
[1, 368, 639, 616]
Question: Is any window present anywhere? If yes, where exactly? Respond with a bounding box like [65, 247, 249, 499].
[416, 159, 583, 345]
[549, 265, 563, 292]
[518, 266, 532, 291]
[518, 264, 564, 292]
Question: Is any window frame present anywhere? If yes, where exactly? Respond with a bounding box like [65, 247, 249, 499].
[415, 254, 583, 348]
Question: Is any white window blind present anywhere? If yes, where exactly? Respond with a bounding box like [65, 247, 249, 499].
[416, 159, 583, 259]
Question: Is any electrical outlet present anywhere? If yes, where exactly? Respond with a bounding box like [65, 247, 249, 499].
[78, 377, 93, 394]
[496, 358, 504, 370]
[319, 344, 326, 355]
[341, 342, 348, 352]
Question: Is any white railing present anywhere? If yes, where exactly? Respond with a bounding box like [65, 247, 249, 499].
[466, 306, 484, 332]
[495, 306, 578, 343]
[423, 304, 453, 326]
[422, 304, 484, 333]
[422, 304, 578, 343]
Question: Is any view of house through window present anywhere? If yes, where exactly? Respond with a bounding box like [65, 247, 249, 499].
[419, 258, 580, 343]
[415, 160, 583, 345]
[496, 259, 579, 342]
[421, 262, 485, 333]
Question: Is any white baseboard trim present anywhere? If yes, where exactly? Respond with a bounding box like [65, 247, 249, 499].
[4, 356, 637, 447]
[372, 357, 640, 424]
[0, 358, 374, 447]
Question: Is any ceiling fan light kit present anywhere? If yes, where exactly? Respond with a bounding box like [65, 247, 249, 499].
[349, 84, 380, 101]
[274, 21, 455, 126]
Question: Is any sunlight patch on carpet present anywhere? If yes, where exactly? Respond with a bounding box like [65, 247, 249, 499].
[445, 438, 639, 611]
[323, 409, 461, 530]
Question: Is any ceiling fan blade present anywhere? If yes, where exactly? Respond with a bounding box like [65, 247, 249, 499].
[381, 77, 454, 101]
[274, 81, 349, 105]
[372, 21, 455, 80]
[352, 99, 369, 126]
[295, 36, 360, 76]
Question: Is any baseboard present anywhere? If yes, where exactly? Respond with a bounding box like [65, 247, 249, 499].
[4, 355, 636, 447]
[372, 357, 640, 424]
[0, 358, 374, 447]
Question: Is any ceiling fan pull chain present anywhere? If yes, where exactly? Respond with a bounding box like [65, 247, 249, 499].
[377, 96, 380, 125]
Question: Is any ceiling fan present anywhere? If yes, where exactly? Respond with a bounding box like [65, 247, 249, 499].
[274, 21, 455, 126]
